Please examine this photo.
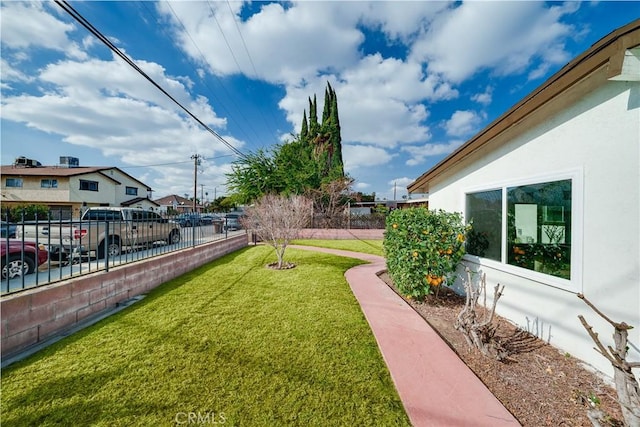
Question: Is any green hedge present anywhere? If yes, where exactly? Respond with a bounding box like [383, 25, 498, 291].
[383, 207, 467, 299]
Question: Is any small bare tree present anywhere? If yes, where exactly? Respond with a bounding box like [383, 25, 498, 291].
[577, 294, 640, 427]
[306, 177, 353, 228]
[244, 194, 312, 269]
[455, 268, 508, 361]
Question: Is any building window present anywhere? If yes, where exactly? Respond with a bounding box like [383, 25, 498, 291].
[126, 186, 138, 196]
[79, 180, 99, 192]
[465, 178, 573, 281]
[41, 179, 58, 188]
[507, 179, 571, 279]
[5, 178, 23, 188]
[465, 189, 502, 261]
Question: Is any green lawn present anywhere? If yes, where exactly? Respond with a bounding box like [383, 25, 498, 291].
[292, 239, 384, 256]
[1, 245, 408, 426]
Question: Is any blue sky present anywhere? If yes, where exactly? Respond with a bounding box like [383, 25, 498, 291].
[1, 1, 637, 202]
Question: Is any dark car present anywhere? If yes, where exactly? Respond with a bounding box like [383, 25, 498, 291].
[175, 213, 202, 227]
[1, 221, 17, 238]
[1, 239, 48, 279]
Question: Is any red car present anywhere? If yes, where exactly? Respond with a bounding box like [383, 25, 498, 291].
[1, 239, 48, 279]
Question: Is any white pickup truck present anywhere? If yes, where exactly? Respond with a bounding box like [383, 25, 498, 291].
[16, 207, 182, 261]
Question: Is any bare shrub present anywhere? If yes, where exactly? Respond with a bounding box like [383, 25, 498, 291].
[578, 294, 640, 427]
[244, 194, 312, 269]
[454, 268, 508, 361]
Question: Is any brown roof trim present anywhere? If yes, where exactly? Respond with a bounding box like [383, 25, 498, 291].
[408, 18, 640, 194]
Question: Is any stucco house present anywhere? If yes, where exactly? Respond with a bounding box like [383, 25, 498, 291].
[1, 157, 158, 218]
[154, 194, 203, 214]
[408, 20, 639, 376]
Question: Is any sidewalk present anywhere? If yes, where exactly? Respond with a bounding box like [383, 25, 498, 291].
[293, 246, 521, 427]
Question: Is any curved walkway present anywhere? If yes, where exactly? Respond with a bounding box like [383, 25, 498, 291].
[292, 245, 520, 427]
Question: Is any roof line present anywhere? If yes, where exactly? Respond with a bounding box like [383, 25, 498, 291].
[408, 18, 640, 194]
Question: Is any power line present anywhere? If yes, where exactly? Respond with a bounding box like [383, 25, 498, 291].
[161, 1, 264, 151]
[224, 0, 283, 133]
[54, 0, 247, 160]
[119, 154, 234, 170]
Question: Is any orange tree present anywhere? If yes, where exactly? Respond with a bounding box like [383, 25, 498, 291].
[383, 207, 467, 299]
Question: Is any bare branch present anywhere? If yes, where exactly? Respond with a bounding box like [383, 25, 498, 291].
[578, 294, 633, 331]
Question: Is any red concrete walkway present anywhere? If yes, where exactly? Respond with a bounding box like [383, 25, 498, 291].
[292, 245, 521, 427]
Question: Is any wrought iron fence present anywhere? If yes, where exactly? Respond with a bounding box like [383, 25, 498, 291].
[310, 213, 387, 229]
[1, 212, 244, 295]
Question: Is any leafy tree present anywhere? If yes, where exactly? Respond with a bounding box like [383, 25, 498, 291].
[226, 149, 282, 204]
[226, 82, 346, 205]
[244, 194, 312, 269]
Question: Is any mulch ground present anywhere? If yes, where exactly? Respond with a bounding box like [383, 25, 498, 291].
[378, 272, 624, 427]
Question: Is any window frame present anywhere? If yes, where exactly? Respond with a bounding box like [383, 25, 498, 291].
[41, 179, 58, 188]
[5, 178, 23, 188]
[79, 179, 99, 192]
[125, 186, 138, 196]
[462, 169, 583, 292]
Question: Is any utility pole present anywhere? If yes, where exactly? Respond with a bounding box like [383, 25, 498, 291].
[191, 154, 201, 212]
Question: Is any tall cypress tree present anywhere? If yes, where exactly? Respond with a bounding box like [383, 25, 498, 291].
[328, 85, 344, 177]
[322, 85, 331, 125]
[309, 95, 319, 140]
[300, 110, 309, 144]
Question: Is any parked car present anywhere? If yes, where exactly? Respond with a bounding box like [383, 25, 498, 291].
[1, 239, 48, 279]
[223, 213, 245, 231]
[1, 221, 17, 238]
[16, 208, 182, 260]
[200, 214, 222, 225]
[175, 213, 202, 227]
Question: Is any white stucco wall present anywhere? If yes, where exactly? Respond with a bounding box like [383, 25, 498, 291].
[428, 80, 640, 376]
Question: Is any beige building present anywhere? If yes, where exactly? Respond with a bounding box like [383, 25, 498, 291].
[1, 157, 158, 219]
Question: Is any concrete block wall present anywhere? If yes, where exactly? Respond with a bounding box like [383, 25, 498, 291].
[1, 234, 248, 358]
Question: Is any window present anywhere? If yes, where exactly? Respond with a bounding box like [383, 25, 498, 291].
[41, 179, 58, 188]
[465, 190, 502, 261]
[84, 210, 121, 221]
[79, 180, 99, 192]
[465, 178, 573, 281]
[5, 178, 23, 188]
[507, 179, 571, 279]
[126, 186, 138, 196]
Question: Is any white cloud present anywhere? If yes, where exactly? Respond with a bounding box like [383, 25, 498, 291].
[402, 140, 465, 166]
[444, 110, 485, 138]
[343, 144, 395, 173]
[472, 86, 493, 106]
[410, 1, 575, 83]
[157, 1, 364, 85]
[0, 2, 87, 60]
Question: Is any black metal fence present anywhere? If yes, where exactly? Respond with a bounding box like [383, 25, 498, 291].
[1, 213, 245, 295]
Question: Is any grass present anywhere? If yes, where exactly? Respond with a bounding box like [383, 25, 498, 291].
[291, 239, 384, 256]
[1, 245, 409, 426]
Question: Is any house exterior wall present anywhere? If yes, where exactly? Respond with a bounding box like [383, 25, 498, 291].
[2, 175, 72, 204]
[427, 80, 639, 375]
[101, 168, 149, 206]
[2, 167, 155, 216]
[68, 173, 118, 206]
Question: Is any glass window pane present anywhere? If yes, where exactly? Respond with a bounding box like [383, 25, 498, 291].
[465, 190, 502, 261]
[507, 179, 571, 279]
